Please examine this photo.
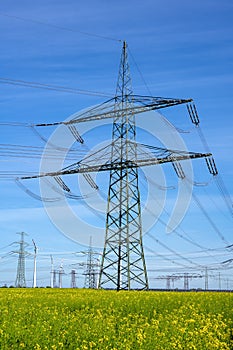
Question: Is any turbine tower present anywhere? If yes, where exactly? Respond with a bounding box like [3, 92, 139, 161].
[15, 232, 28, 288]
[58, 262, 64, 288]
[50, 255, 54, 288]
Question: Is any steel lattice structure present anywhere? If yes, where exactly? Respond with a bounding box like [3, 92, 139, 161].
[98, 41, 148, 290]
[21, 41, 213, 290]
[83, 237, 98, 289]
[70, 269, 77, 288]
[14, 232, 28, 288]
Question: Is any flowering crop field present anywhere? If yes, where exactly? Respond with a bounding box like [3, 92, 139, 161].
[0, 289, 233, 349]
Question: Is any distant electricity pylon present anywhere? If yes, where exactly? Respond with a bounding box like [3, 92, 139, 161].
[171, 273, 202, 290]
[14, 232, 29, 288]
[50, 256, 64, 288]
[70, 269, 77, 288]
[53, 270, 57, 288]
[83, 237, 99, 289]
[21, 41, 213, 290]
[58, 262, 64, 288]
[156, 275, 180, 290]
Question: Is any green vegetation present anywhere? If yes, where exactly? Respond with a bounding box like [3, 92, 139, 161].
[0, 289, 232, 349]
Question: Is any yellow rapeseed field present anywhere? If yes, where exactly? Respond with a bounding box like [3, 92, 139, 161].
[0, 288, 232, 349]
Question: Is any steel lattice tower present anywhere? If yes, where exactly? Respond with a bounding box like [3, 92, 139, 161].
[71, 269, 77, 288]
[15, 232, 28, 288]
[53, 270, 57, 288]
[99, 41, 148, 290]
[205, 267, 208, 290]
[84, 237, 98, 289]
[58, 263, 64, 288]
[21, 41, 213, 291]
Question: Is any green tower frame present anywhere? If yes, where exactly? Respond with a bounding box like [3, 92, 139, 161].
[99, 41, 148, 290]
[21, 42, 212, 291]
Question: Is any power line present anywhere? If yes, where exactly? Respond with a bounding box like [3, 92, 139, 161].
[0, 11, 122, 43]
[128, 47, 153, 96]
[139, 174, 222, 258]
[145, 232, 205, 269]
[187, 103, 233, 217]
[0, 77, 113, 98]
[192, 193, 229, 245]
[0, 143, 87, 160]
[144, 244, 191, 270]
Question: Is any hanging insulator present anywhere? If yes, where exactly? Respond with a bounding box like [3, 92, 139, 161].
[83, 173, 99, 190]
[172, 161, 185, 179]
[205, 156, 218, 176]
[68, 125, 84, 143]
[54, 176, 71, 192]
[192, 104, 200, 123]
[187, 103, 200, 126]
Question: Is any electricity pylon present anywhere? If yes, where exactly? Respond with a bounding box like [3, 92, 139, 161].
[70, 269, 77, 288]
[170, 273, 202, 290]
[14, 232, 28, 288]
[53, 270, 57, 288]
[205, 267, 208, 290]
[21, 41, 213, 290]
[83, 237, 99, 289]
[156, 275, 180, 290]
[99, 41, 148, 290]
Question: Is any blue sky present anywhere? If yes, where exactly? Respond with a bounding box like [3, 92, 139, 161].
[0, 0, 233, 289]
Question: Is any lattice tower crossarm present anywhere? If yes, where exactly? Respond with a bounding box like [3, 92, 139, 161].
[21, 150, 212, 179]
[34, 96, 193, 127]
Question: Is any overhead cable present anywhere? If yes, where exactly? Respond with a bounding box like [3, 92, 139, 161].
[0, 77, 112, 97]
[0, 12, 122, 42]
